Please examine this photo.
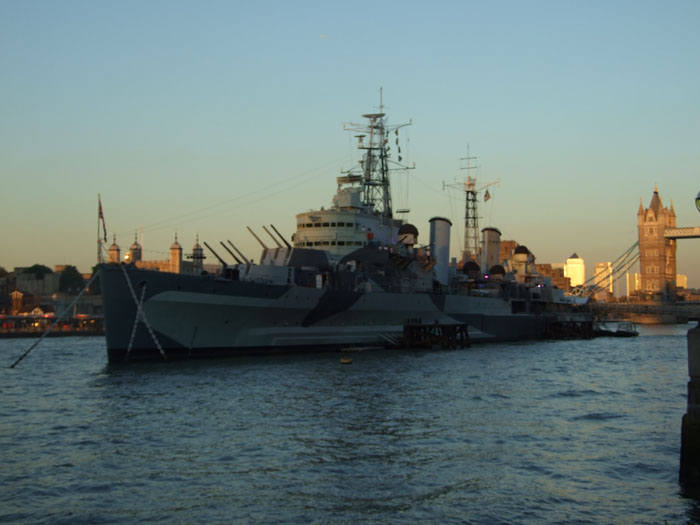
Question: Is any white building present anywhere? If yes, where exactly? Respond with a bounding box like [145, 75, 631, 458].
[626, 272, 642, 296]
[592, 262, 613, 300]
[594, 262, 613, 294]
[677, 274, 688, 289]
[564, 253, 585, 287]
[627, 272, 688, 294]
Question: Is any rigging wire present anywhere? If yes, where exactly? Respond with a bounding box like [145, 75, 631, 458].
[114, 154, 353, 238]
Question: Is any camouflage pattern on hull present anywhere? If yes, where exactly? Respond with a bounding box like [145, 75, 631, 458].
[100, 264, 554, 363]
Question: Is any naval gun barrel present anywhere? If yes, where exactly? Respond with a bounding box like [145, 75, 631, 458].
[219, 241, 243, 264]
[203, 241, 227, 268]
[246, 226, 268, 249]
[227, 240, 251, 265]
[269, 224, 292, 250]
[262, 225, 282, 248]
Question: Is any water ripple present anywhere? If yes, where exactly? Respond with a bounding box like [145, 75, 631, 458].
[0, 326, 694, 523]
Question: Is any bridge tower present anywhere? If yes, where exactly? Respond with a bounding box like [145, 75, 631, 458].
[637, 185, 676, 296]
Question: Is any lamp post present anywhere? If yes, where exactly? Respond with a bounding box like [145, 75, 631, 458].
[696, 190, 700, 213]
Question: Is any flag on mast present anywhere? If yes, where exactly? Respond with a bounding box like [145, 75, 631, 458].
[98, 195, 107, 242]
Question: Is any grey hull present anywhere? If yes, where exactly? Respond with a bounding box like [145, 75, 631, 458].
[100, 264, 571, 363]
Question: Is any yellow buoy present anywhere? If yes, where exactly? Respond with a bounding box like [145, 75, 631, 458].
[340, 357, 352, 365]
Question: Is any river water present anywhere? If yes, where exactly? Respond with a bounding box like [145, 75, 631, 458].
[1, 324, 699, 524]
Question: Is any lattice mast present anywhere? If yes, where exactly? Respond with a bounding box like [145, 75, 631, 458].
[444, 147, 499, 262]
[342, 89, 413, 218]
[461, 148, 479, 259]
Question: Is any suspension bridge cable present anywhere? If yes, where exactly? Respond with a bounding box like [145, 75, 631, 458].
[581, 241, 639, 288]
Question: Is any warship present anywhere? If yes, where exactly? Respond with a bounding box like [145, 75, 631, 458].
[99, 106, 590, 362]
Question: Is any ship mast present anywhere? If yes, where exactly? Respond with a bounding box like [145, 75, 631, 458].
[342, 89, 413, 218]
[444, 147, 500, 262]
[461, 147, 479, 259]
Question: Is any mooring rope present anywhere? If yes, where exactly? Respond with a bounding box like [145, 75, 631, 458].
[119, 264, 166, 359]
[9, 272, 99, 368]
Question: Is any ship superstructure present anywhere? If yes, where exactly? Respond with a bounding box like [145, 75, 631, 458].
[293, 107, 413, 256]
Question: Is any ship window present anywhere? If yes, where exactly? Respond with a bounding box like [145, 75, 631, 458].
[338, 241, 345, 246]
[355, 241, 362, 245]
[314, 241, 321, 246]
[306, 242, 313, 246]
[323, 222, 329, 227]
[306, 223, 313, 228]
[331, 241, 336, 245]
[314, 223, 321, 228]
[322, 241, 329, 245]
[330, 222, 336, 227]
[337, 222, 345, 227]
[347, 223, 354, 228]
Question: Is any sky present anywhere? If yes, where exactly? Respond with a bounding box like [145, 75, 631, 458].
[2, 0, 699, 288]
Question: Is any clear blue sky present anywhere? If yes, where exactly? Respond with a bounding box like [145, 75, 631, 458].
[2, 0, 699, 287]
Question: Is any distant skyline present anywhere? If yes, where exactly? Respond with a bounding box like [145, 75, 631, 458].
[2, 1, 699, 286]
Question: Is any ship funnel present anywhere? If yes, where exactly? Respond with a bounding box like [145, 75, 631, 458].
[429, 217, 452, 286]
[480, 227, 501, 274]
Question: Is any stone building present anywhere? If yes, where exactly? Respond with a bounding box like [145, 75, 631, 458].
[637, 186, 676, 294]
[534, 263, 571, 291]
[110, 234, 208, 275]
[499, 240, 517, 266]
[108, 235, 120, 263]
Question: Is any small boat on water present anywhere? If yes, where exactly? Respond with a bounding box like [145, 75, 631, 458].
[594, 321, 639, 338]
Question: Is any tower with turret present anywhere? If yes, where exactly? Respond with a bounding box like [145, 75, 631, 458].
[191, 235, 204, 274]
[637, 186, 676, 295]
[169, 234, 182, 274]
[128, 234, 142, 263]
[108, 235, 120, 263]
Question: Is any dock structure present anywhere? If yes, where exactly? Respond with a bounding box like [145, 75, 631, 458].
[681, 318, 700, 489]
[402, 321, 470, 349]
[545, 317, 594, 340]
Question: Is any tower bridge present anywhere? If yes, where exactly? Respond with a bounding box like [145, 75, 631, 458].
[572, 186, 698, 303]
[665, 227, 700, 240]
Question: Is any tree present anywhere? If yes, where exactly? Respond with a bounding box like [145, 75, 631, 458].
[89, 265, 101, 295]
[23, 264, 53, 279]
[59, 265, 85, 294]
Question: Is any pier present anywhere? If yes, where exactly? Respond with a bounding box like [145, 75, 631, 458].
[590, 302, 700, 325]
[402, 321, 470, 349]
[680, 317, 700, 489]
